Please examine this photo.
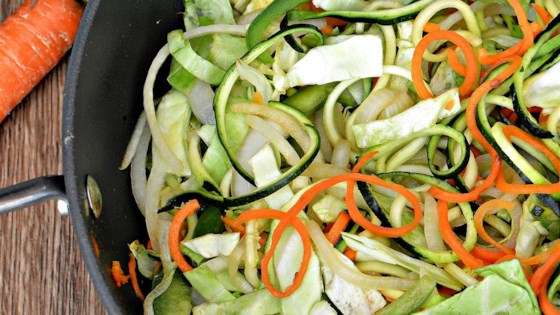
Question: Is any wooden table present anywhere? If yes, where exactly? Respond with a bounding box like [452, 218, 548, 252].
[0, 1, 106, 314]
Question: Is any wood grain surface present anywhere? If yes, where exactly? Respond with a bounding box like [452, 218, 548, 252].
[0, 1, 107, 314]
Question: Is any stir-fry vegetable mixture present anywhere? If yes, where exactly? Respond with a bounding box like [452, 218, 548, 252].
[115, 0, 560, 313]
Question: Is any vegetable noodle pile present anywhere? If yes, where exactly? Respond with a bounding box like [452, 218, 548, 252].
[116, 0, 560, 314]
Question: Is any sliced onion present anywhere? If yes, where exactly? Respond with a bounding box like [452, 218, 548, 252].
[245, 115, 300, 166]
[231, 170, 257, 198]
[227, 238, 245, 283]
[386, 137, 428, 171]
[475, 153, 493, 177]
[307, 220, 415, 291]
[376, 88, 414, 120]
[331, 139, 351, 167]
[244, 221, 261, 288]
[144, 163, 167, 251]
[236, 9, 262, 25]
[220, 169, 234, 198]
[143, 45, 183, 174]
[480, 187, 505, 199]
[313, 109, 333, 162]
[120, 112, 147, 170]
[157, 220, 172, 263]
[187, 80, 216, 125]
[130, 123, 151, 215]
[302, 163, 350, 179]
[439, 1, 488, 30]
[502, 200, 522, 249]
[236, 59, 273, 104]
[143, 24, 249, 174]
[324, 79, 361, 146]
[352, 87, 400, 124]
[461, 152, 478, 189]
[237, 128, 266, 174]
[230, 102, 310, 151]
[423, 193, 447, 252]
[228, 240, 254, 293]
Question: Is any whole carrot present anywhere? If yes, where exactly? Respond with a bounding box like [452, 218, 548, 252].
[0, 0, 83, 123]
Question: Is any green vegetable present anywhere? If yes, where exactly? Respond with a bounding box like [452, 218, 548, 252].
[245, 0, 309, 48]
[128, 241, 159, 279]
[417, 260, 539, 315]
[285, 35, 383, 88]
[182, 233, 240, 258]
[155, 89, 192, 177]
[352, 89, 461, 148]
[183, 0, 235, 30]
[168, 30, 226, 85]
[342, 232, 463, 290]
[376, 276, 437, 315]
[153, 271, 193, 315]
[284, 84, 335, 116]
[184, 264, 237, 303]
[192, 205, 225, 238]
[274, 227, 322, 314]
[198, 125, 232, 186]
[208, 34, 248, 70]
[193, 289, 281, 315]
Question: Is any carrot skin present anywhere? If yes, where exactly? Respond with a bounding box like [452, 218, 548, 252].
[0, 0, 83, 122]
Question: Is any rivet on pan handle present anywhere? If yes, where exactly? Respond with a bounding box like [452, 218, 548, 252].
[0, 176, 69, 216]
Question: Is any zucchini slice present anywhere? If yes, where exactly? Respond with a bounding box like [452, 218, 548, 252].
[215, 25, 323, 184]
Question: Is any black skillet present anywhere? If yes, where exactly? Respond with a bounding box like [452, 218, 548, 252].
[0, 0, 183, 313]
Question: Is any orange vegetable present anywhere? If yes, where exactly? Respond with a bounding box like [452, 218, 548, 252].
[429, 55, 522, 202]
[538, 267, 560, 315]
[221, 215, 267, 246]
[128, 254, 145, 301]
[168, 200, 200, 273]
[251, 91, 264, 104]
[473, 199, 516, 255]
[222, 215, 245, 233]
[471, 246, 506, 263]
[496, 125, 560, 194]
[0, 0, 84, 123]
[232, 208, 311, 298]
[326, 211, 351, 245]
[478, 0, 533, 64]
[411, 30, 478, 99]
[342, 151, 423, 237]
[494, 253, 516, 264]
[530, 248, 560, 295]
[423, 22, 441, 33]
[91, 234, 100, 259]
[345, 173, 423, 238]
[448, 47, 467, 76]
[343, 248, 357, 261]
[520, 242, 560, 266]
[437, 200, 485, 269]
[532, 3, 552, 25]
[111, 261, 130, 287]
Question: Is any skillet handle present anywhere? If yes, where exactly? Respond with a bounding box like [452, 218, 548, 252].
[0, 176, 69, 216]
